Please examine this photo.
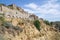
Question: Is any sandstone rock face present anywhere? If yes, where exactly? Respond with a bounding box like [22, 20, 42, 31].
[0, 20, 60, 40]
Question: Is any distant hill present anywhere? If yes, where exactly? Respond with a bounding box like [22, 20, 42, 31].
[52, 21, 60, 30]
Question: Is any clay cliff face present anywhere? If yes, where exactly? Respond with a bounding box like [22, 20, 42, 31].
[0, 4, 60, 40]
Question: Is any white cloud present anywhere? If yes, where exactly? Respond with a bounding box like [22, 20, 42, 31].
[24, 0, 60, 21]
[24, 9, 34, 13]
[24, 9, 40, 13]
[25, 3, 38, 9]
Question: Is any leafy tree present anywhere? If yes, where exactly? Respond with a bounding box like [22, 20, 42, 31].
[34, 20, 40, 31]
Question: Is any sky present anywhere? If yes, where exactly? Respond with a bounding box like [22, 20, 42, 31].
[0, 0, 60, 21]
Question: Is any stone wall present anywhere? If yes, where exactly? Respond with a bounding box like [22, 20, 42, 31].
[0, 6, 29, 19]
[0, 5, 38, 21]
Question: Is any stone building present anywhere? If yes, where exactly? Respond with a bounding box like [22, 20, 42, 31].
[0, 4, 38, 21]
[29, 14, 38, 21]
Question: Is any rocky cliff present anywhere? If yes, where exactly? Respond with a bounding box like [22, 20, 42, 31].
[0, 4, 60, 40]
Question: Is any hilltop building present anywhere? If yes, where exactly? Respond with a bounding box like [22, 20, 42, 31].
[0, 4, 38, 21]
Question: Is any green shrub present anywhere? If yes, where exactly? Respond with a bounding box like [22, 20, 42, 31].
[50, 22, 53, 26]
[2, 21, 13, 29]
[0, 17, 5, 23]
[34, 20, 40, 31]
[44, 20, 53, 26]
[44, 20, 50, 25]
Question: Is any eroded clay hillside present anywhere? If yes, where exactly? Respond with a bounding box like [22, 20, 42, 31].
[0, 4, 60, 40]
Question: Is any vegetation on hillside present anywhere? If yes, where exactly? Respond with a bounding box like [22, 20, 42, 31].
[34, 20, 40, 31]
[0, 17, 5, 22]
[0, 13, 23, 36]
[44, 20, 53, 26]
[44, 20, 50, 25]
[0, 13, 5, 25]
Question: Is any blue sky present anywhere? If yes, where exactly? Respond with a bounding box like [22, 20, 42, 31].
[0, 0, 60, 21]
